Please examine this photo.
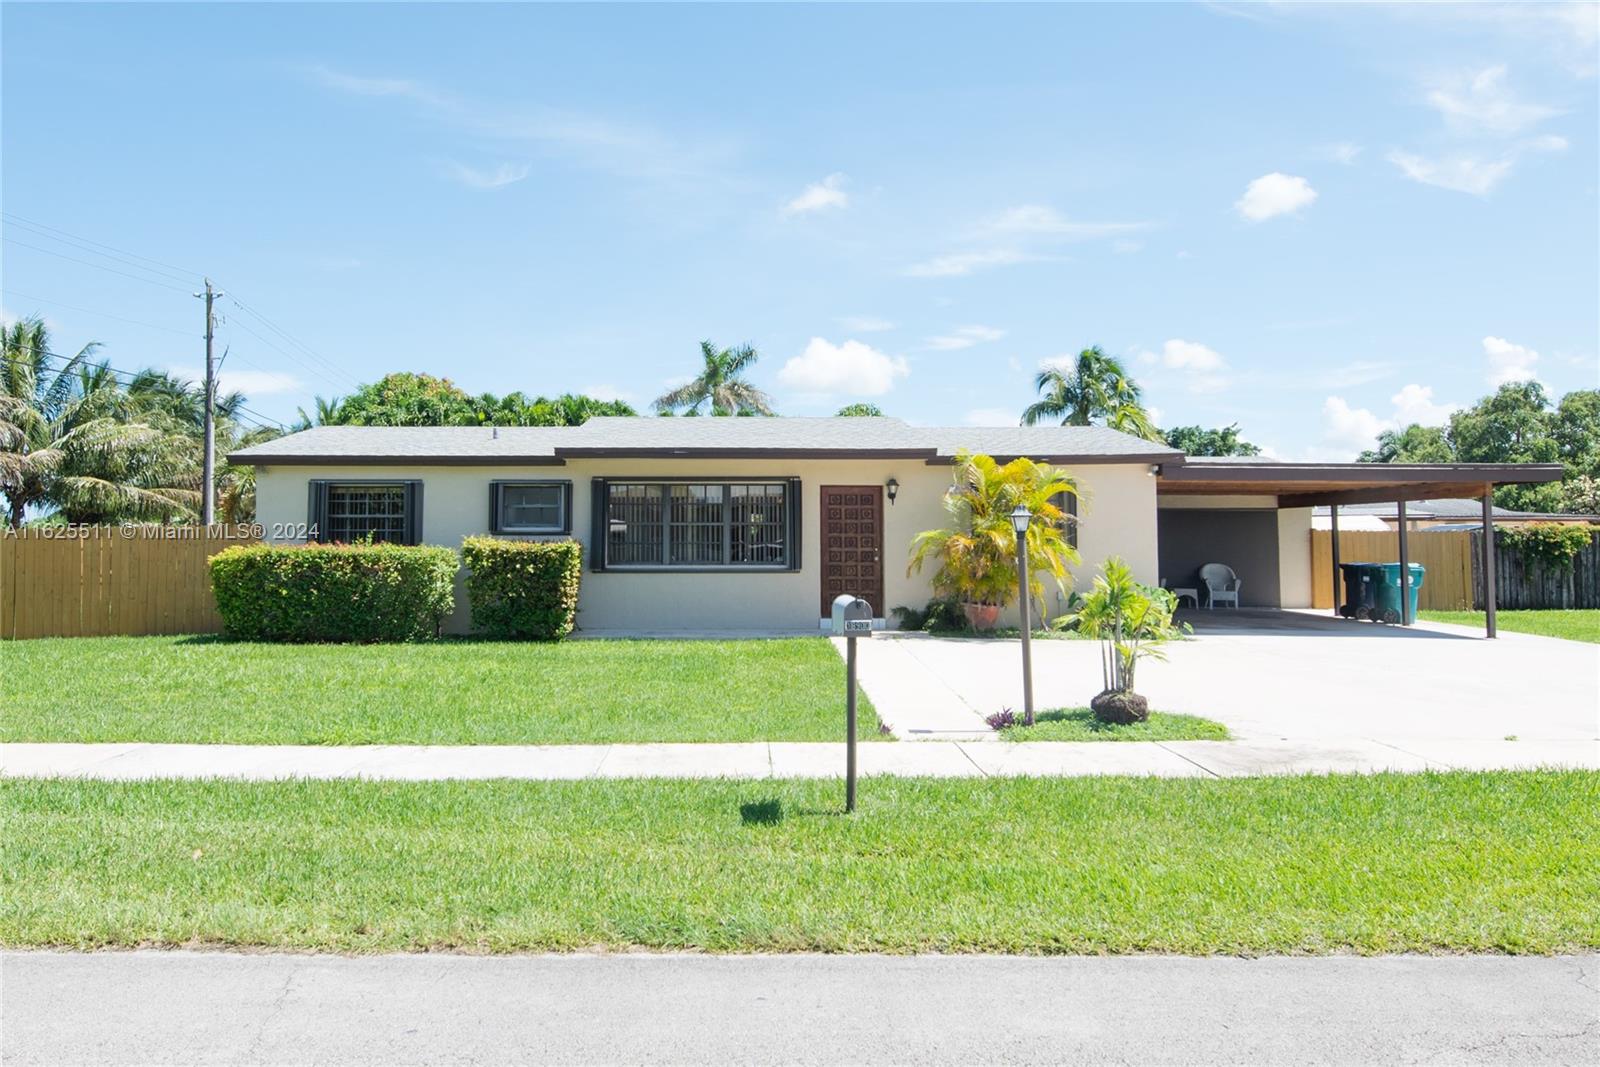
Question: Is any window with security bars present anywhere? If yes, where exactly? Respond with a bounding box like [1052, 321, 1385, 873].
[601, 480, 793, 568]
[326, 484, 408, 543]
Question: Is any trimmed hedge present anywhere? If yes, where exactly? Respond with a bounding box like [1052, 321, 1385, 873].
[461, 536, 582, 641]
[209, 543, 458, 643]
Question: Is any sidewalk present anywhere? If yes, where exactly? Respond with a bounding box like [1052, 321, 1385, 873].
[3, 736, 1593, 782]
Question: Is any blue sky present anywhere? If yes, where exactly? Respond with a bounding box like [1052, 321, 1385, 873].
[3, 2, 1596, 458]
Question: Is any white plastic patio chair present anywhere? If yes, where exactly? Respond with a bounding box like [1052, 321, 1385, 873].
[1198, 563, 1242, 610]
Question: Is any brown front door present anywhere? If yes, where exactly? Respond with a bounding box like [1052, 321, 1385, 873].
[820, 485, 884, 617]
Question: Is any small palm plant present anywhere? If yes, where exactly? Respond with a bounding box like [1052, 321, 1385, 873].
[1066, 557, 1188, 723]
[908, 452, 1080, 630]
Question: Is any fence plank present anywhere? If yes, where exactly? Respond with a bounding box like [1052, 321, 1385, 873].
[1310, 530, 1474, 611]
[1, 527, 259, 640]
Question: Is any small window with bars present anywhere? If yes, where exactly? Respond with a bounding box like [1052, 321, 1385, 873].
[594, 479, 798, 570]
[309, 481, 421, 545]
[490, 481, 571, 534]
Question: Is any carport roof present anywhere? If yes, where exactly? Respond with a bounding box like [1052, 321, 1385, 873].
[1157, 457, 1565, 507]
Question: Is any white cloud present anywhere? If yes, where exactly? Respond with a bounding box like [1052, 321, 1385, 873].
[777, 338, 909, 396]
[1143, 338, 1229, 393]
[1483, 335, 1540, 385]
[781, 173, 849, 216]
[903, 249, 1037, 278]
[444, 161, 531, 190]
[980, 205, 1152, 241]
[1389, 383, 1457, 426]
[1321, 396, 1389, 453]
[963, 407, 1017, 426]
[1387, 150, 1515, 195]
[169, 366, 304, 398]
[1426, 65, 1558, 136]
[1320, 142, 1364, 165]
[1234, 173, 1318, 221]
[925, 325, 1006, 351]
[837, 315, 894, 333]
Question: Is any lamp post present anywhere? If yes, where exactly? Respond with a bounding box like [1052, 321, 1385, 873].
[1010, 503, 1035, 726]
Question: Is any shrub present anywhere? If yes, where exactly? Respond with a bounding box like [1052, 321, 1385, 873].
[890, 597, 970, 634]
[1497, 523, 1594, 573]
[461, 536, 582, 640]
[209, 542, 457, 642]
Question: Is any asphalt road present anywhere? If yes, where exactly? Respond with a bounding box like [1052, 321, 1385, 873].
[2, 951, 1595, 1065]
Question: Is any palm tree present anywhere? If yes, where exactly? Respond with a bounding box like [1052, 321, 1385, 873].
[654, 340, 774, 416]
[291, 395, 344, 432]
[1, 317, 197, 527]
[1022, 345, 1162, 442]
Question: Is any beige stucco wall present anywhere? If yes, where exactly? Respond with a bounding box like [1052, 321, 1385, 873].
[252, 458, 1160, 632]
[1277, 507, 1313, 608]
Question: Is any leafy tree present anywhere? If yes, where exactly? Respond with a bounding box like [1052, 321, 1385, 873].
[1449, 381, 1562, 511]
[836, 403, 884, 417]
[1552, 389, 1600, 479]
[1, 318, 197, 527]
[1021, 346, 1162, 441]
[1163, 423, 1261, 457]
[654, 340, 774, 416]
[907, 452, 1081, 644]
[1358, 424, 1455, 464]
[335, 373, 481, 426]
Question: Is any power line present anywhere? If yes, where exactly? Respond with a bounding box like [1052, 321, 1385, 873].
[219, 314, 355, 394]
[0, 288, 196, 338]
[1, 214, 201, 285]
[226, 294, 361, 388]
[2, 238, 193, 293]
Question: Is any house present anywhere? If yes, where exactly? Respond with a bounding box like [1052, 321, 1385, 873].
[1311, 498, 1600, 532]
[230, 417, 1562, 634]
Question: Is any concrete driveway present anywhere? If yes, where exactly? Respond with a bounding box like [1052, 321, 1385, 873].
[851, 610, 1599, 750]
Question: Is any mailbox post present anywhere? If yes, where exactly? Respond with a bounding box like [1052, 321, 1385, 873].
[830, 593, 874, 813]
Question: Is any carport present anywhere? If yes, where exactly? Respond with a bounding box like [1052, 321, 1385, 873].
[1155, 459, 1564, 637]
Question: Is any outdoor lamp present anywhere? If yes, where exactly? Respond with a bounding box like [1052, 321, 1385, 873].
[1010, 503, 1035, 725]
[1010, 503, 1032, 534]
[885, 477, 899, 505]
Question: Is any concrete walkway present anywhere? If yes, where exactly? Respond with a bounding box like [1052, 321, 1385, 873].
[7, 950, 1595, 1065]
[3, 735, 1594, 782]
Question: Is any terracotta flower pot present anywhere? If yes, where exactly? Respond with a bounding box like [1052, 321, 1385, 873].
[963, 602, 1001, 632]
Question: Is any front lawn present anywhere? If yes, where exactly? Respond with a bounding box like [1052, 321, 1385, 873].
[0, 636, 883, 744]
[999, 707, 1229, 742]
[3, 771, 1593, 954]
[1419, 609, 1599, 644]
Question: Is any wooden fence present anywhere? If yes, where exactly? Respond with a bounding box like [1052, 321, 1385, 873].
[0, 526, 259, 640]
[1471, 528, 1600, 610]
[1309, 530, 1475, 611]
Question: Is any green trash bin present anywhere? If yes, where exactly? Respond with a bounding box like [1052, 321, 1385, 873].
[1371, 563, 1425, 624]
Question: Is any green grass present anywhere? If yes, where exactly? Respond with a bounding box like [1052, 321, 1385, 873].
[1419, 609, 1600, 644]
[0, 635, 884, 745]
[1000, 707, 1230, 742]
[3, 772, 1593, 954]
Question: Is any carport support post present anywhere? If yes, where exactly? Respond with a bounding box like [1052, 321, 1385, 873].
[1397, 500, 1411, 625]
[1329, 505, 1341, 617]
[1482, 486, 1497, 639]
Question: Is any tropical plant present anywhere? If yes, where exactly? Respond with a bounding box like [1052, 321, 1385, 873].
[1164, 423, 1262, 457]
[1496, 523, 1594, 573]
[837, 402, 884, 417]
[1, 318, 198, 527]
[1064, 557, 1187, 722]
[291, 395, 345, 432]
[654, 340, 774, 416]
[1022, 345, 1162, 442]
[908, 452, 1080, 626]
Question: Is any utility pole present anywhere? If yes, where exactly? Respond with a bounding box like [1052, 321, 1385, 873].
[194, 279, 223, 526]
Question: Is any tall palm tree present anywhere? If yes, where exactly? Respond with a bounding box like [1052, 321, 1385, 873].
[654, 340, 775, 416]
[1, 317, 197, 527]
[291, 394, 344, 432]
[1021, 345, 1162, 442]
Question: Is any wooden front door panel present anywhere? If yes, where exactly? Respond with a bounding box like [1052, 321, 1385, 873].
[820, 485, 884, 617]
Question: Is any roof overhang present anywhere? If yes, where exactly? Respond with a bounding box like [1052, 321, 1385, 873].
[1157, 462, 1564, 508]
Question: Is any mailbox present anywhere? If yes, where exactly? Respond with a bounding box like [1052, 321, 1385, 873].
[830, 594, 874, 637]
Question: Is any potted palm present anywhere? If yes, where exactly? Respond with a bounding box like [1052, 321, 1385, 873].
[908, 452, 1080, 632]
[1065, 558, 1187, 723]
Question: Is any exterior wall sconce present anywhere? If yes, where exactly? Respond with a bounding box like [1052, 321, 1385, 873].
[1148, 464, 1162, 477]
[886, 477, 899, 505]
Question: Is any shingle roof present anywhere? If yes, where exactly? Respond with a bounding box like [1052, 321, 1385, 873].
[229, 417, 1183, 464]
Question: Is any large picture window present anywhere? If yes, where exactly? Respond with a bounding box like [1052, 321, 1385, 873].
[490, 481, 571, 534]
[592, 479, 799, 570]
[308, 480, 422, 545]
